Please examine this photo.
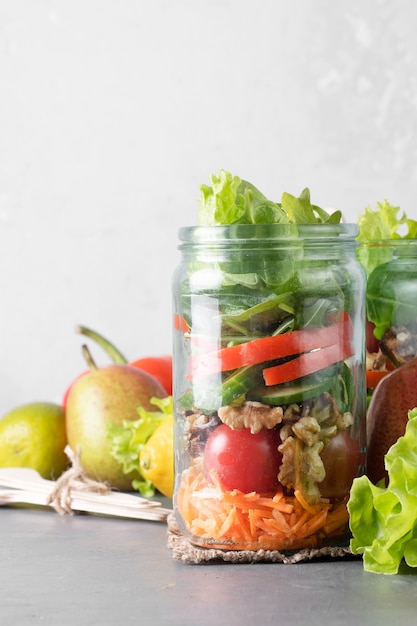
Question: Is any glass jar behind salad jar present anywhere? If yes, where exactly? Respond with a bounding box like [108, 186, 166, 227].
[358, 239, 417, 382]
[173, 223, 366, 552]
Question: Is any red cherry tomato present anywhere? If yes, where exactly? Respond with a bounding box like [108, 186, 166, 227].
[204, 424, 282, 494]
[319, 430, 361, 500]
[129, 355, 172, 395]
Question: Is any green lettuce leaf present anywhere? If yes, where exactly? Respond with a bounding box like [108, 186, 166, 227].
[348, 407, 417, 574]
[357, 200, 412, 242]
[356, 200, 417, 339]
[197, 169, 341, 226]
[198, 169, 286, 225]
[356, 200, 417, 277]
[107, 396, 173, 497]
[281, 188, 342, 224]
[198, 170, 245, 225]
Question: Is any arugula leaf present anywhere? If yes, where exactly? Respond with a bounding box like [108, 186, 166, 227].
[197, 169, 341, 226]
[348, 407, 417, 574]
[107, 396, 173, 497]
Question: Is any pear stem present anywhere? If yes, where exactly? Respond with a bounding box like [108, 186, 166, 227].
[75, 326, 128, 364]
[82, 344, 99, 371]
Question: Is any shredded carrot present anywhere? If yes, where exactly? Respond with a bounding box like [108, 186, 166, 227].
[294, 489, 327, 515]
[322, 501, 350, 535]
[218, 506, 238, 538]
[288, 509, 311, 535]
[257, 496, 294, 514]
[176, 466, 350, 551]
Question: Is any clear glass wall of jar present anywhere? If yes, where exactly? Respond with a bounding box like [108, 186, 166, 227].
[173, 223, 366, 552]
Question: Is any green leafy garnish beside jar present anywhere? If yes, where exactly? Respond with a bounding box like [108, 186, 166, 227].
[349, 407, 417, 574]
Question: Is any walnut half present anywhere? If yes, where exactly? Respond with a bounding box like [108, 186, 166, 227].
[218, 401, 284, 434]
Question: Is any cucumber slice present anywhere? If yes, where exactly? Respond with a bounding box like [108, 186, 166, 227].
[180, 364, 264, 413]
[247, 376, 337, 406]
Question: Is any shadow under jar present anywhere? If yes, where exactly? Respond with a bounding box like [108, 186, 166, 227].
[173, 223, 366, 552]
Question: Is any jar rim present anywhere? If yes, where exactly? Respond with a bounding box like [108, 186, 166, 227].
[178, 223, 359, 245]
[358, 238, 417, 245]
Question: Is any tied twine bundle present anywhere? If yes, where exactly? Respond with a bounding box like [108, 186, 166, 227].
[46, 445, 110, 515]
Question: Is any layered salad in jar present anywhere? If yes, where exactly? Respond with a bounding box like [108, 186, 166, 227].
[173, 171, 365, 551]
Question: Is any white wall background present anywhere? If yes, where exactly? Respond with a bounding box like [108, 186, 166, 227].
[0, 0, 416, 412]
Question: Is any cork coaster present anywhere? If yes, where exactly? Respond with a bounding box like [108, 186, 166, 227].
[167, 513, 355, 564]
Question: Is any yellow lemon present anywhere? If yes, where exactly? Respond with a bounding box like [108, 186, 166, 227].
[0, 402, 68, 480]
[139, 415, 174, 498]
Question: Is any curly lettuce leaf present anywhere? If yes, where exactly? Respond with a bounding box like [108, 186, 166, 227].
[198, 170, 244, 225]
[197, 169, 341, 226]
[357, 200, 412, 242]
[198, 169, 286, 225]
[107, 396, 173, 497]
[348, 407, 417, 574]
[357, 200, 417, 277]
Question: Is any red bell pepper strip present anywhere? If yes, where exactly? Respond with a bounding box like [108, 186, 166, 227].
[366, 369, 390, 390]
[174, 314, 190, 333]
[262, 340, 355, 386]
[188, 314, 353, 379]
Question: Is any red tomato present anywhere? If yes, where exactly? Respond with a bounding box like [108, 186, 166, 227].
[319, 430, 361, 500]
[129, 355, 172, 395]
[204, 424, 282, 494]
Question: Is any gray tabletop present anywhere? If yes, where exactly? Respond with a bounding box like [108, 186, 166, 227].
[1, 503, 416, 626]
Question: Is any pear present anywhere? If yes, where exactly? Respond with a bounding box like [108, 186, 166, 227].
[366, 356, 417, 484]
[65, 347, 167, 490]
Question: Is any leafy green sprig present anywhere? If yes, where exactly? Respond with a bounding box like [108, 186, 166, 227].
[357, 200, 417, 243]
[198, 169, 342, 226]
[107, 396, 173, 497]
[357, 200, 417, 278]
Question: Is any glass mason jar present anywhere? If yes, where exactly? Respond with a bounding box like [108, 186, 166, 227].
[358, 239, 417, 366]
[173, 223, 366, 552]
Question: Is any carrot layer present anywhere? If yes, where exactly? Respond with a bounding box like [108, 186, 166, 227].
[176, 467, 349, 551]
